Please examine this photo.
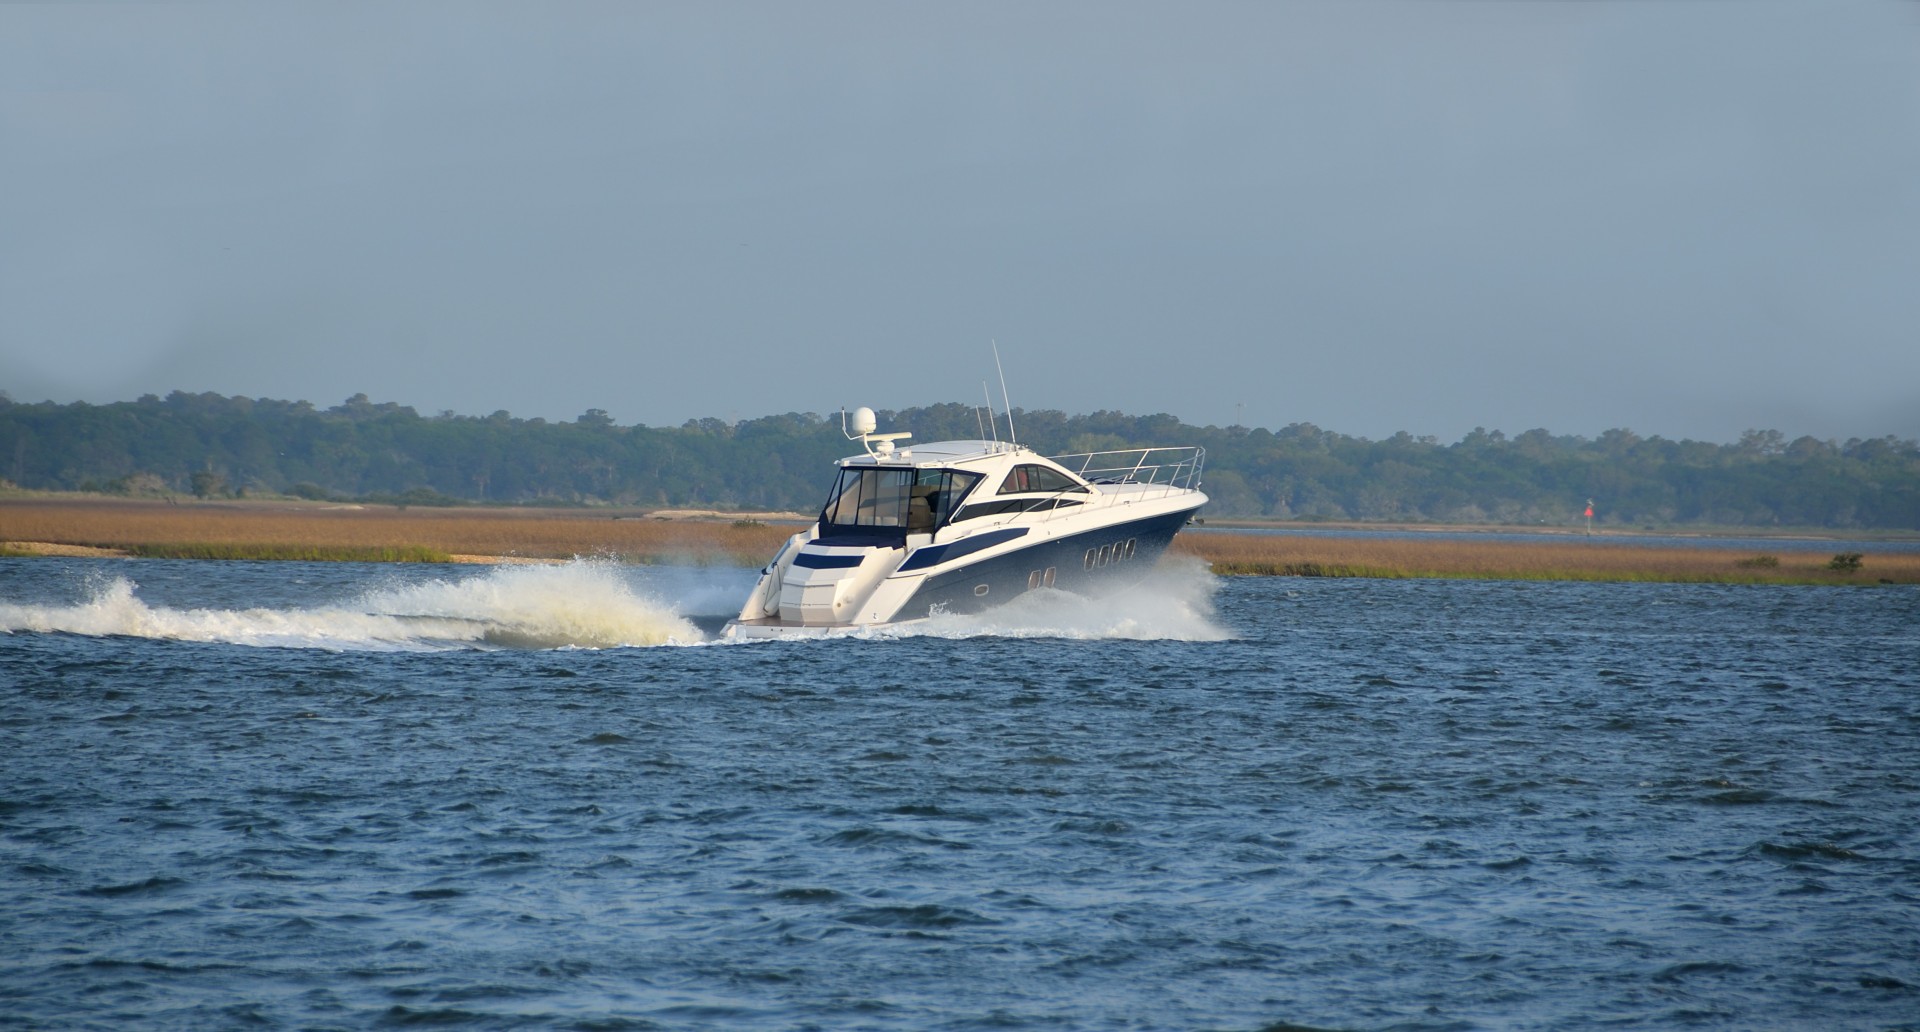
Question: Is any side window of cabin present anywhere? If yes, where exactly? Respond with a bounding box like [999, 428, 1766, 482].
[1030, 466, 1087, 493]
[998, 464, 1088, 495]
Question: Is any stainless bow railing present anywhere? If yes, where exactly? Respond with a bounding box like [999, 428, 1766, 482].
[1047, 446, 1206, 497]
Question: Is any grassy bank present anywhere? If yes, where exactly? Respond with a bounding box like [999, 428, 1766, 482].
[0, 498, 786, 566]
[3, 497, 1916, 584]
[121, 543, 452, 563]
[1171, 531, 1920, 585]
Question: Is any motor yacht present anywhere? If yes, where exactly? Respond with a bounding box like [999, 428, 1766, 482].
[723, 408, 1207, 638]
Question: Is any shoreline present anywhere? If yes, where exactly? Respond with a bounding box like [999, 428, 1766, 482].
[11, 490, 1920, 540]
[1194, 517, 1920, 544]
[4, 497, 1916, 584]
[0, 540, 561, 565]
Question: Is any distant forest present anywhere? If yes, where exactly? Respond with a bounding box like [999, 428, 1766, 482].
[4, 391, 1919, 529]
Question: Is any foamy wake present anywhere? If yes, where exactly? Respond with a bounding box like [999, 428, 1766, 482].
[0, 560, 701, 651]
[855, 557, 1231, 642]
[0, 556, 1229, 651]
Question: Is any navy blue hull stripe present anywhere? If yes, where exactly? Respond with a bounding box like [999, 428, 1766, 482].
[792, 552, 866, 570]
[898, 528, 1029, 572]
[897, 506, 1201, 620]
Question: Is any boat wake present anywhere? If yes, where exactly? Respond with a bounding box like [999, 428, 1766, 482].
[0, 557, 1227, 651]
[0, 560, 702, 651]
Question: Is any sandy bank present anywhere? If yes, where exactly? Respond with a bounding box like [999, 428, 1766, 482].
[3, 541, 131, 558]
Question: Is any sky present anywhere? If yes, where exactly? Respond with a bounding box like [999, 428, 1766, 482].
[3, 2, 1917, 445]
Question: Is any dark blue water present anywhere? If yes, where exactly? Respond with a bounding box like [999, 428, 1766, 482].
[3, 558, 1917, 1031]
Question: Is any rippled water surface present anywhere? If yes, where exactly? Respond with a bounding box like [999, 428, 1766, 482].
[2, 558, 1917, 1030]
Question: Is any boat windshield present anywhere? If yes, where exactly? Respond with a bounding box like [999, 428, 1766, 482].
[820, 468, 983, 539]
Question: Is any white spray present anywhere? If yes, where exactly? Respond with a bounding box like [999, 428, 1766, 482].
[0, 560, 701, 651]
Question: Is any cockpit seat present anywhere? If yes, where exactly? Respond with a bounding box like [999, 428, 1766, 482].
[908, 485, 938, 532]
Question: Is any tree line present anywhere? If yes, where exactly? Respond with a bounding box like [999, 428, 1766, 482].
[3, 391, 1918, 529]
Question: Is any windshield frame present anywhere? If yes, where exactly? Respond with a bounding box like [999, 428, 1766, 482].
[818, 466, 984, 541]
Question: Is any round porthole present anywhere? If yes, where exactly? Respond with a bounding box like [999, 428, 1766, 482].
[973, 584, 990, 597]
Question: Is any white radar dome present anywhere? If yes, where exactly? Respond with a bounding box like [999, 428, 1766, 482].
[849, 407, 877, 436]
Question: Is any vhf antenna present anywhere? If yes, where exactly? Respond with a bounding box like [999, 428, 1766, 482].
[992, 339, 1017, 446]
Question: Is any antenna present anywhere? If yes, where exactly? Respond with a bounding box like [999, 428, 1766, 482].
[974, 403, 986, 440]
[841, 405, 910, 458]
[981, 381, 998, 443]
[992, 339, 1016, 446]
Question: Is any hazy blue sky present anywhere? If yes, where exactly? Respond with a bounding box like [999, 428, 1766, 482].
[3, 2, 1916, 444]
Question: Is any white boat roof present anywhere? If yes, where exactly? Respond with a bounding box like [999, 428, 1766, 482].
[837, 439, 1030, 468]
[830, 427, 1206, 501]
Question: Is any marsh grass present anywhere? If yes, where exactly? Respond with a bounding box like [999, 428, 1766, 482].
[123, 543, 452, 562]
[0, 499, 790, 566]
[1173, 532, 1920, 585]
[3, 498, 1916, 583]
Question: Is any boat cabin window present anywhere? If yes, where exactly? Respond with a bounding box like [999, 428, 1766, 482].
[997, 463, 1087, 496]
[820, 467, 982, 539]
[951, 497, 1084, 524]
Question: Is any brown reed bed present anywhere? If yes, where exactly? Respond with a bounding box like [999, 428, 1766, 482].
[3, 497, 1915, 584]
[0, 498, 792, 566]
[1171, 530, 1920, 585]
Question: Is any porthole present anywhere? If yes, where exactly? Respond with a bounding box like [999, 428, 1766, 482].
[1098, 544, 1112, 567]
[1043, 567, 1056, 588]
[1084, 549, 1095, 570]
[1028, 570, 1042, 590]
[974, 584, 990, 597]
[1125, 538, 1137, 560]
